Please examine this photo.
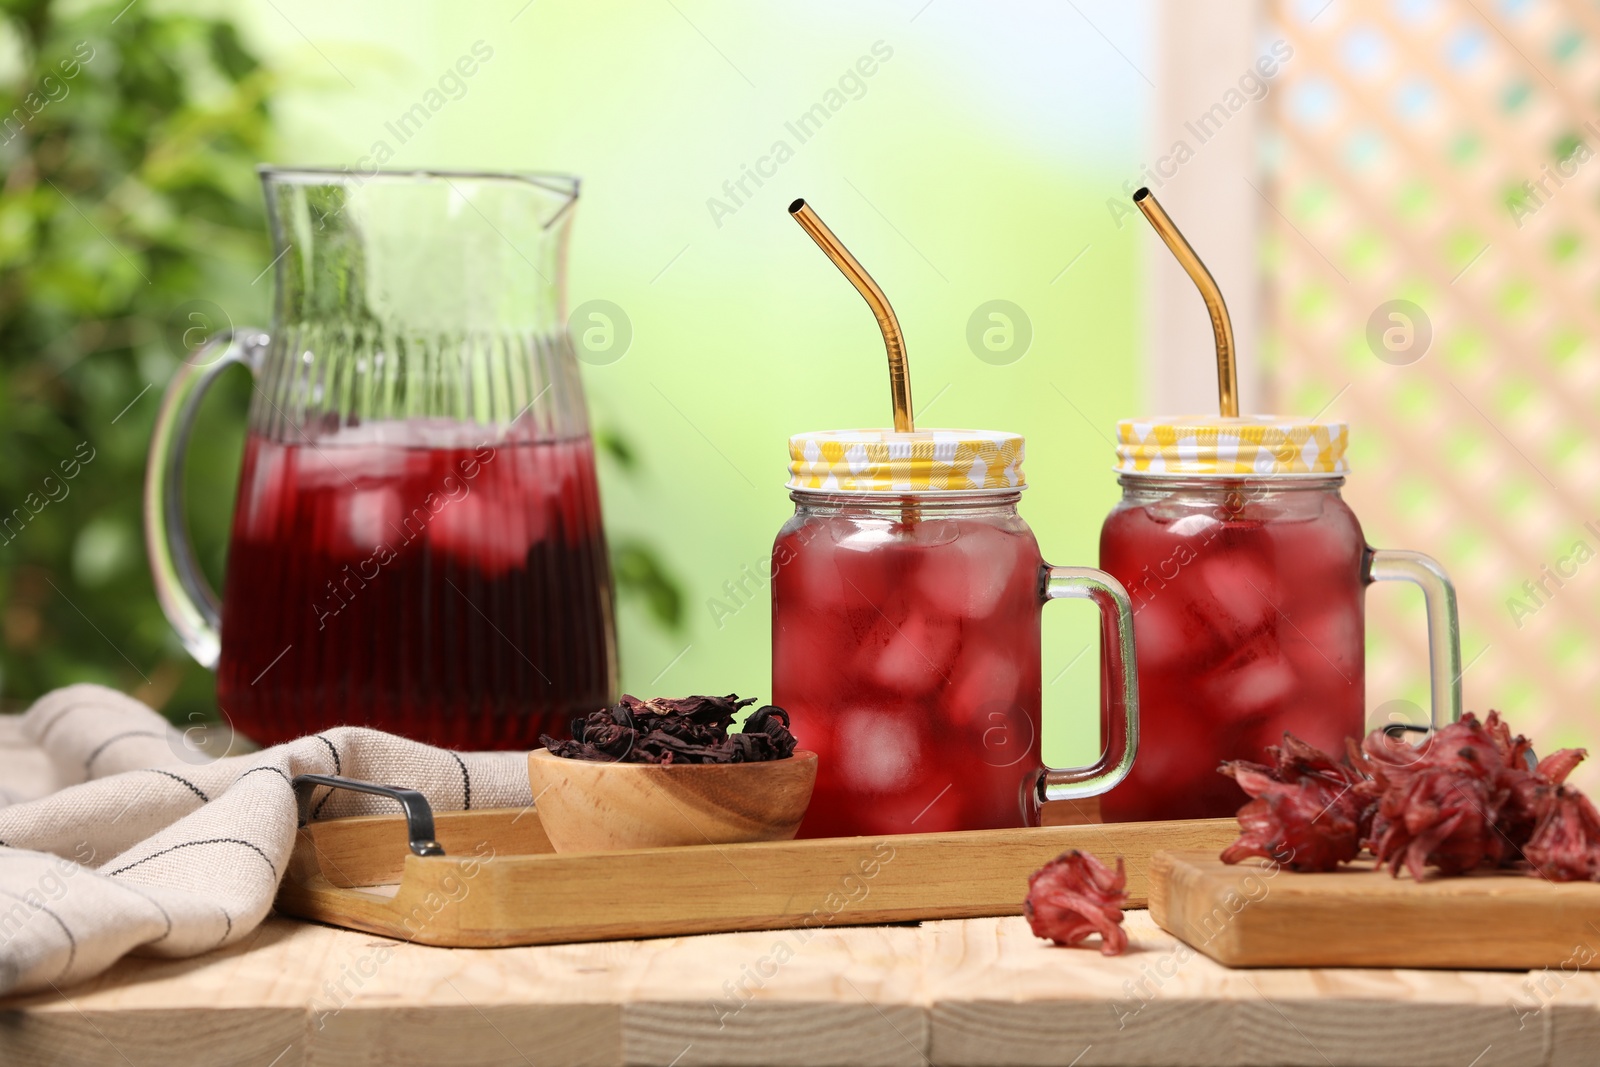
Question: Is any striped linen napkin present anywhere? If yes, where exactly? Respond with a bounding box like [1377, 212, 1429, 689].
[0, 684, 533, 996]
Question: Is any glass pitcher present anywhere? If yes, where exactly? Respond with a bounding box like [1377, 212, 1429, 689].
[1096, 416, 1461, 822]
[145, 168, 617, 750]
[772, 429, 1139, 836]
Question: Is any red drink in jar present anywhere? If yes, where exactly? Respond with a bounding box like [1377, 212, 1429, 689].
[773, 429, 1139, 837]
[775, 510, 1044, 835]
[1098, 417, 1461, 822]
[216, 426, 615, 749]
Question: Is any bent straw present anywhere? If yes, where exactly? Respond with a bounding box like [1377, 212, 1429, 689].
[1132, 188, 1239, 418]
[789, 198, 914, 432]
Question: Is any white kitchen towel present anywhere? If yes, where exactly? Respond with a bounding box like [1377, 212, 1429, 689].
[0, 684, 533, 996]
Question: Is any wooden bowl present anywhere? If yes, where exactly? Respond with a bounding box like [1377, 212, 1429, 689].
[526, 750, 818, 853]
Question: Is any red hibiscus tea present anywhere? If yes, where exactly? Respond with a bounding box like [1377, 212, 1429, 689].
[216, 424, 616, 749]
[772, 428, 1139, 839]
[1098, 483, 1366, 822]
[775, 511, 1046, 836]
[1100, 416, 1462, 823]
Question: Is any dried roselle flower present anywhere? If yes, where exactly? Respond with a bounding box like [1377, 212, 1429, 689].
[627, 693, 751, 730]
[1228, 733, 1369, 800]
[1219, 734, 1369, 872]
[1225, 712, 1598, 882]
[1524, 787, 1600, 882]
[1024, 850, 1128, 956]
[1535, 748, 1587, 786]
[1496, 747, 1584, 858]
[552, 707, 640, 761]
[1359, 714, 1495, 793]
[542, 694, 796, 765]
[1220, 764, 1364, 872]
[1483, 711, 1539, 773]
[1368, 768, 1502, 880]
[1268, 733, 1366, 785]
[1358, 712, 1589, 879]
[741, 706, 799, 760]
[1356, 713, 1500, 878]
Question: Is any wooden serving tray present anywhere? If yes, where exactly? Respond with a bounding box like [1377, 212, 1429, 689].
[1149, 849, 1600, 970]
[276, 807, 1238, 947]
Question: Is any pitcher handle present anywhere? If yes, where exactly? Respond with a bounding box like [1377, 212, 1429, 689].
[1365, 548, 1463, 732]
[143, 329, 270, 668]
[1037, 565, 1140, 803]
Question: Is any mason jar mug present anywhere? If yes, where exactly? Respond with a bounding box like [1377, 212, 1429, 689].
[1096, 416, 1462, 822]
[771, 429, 1140, 837]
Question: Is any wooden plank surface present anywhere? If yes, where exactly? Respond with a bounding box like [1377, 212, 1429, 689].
[1150, 851, 1600, 971]
[923, 915, 1548, 1067]
[0, 912, 1575, 1067]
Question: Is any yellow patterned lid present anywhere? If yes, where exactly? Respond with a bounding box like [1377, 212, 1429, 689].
[787, 429, 1025, 493]
[1115, 416, 1349, 476]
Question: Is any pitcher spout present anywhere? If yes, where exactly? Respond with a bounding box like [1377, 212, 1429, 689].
[256, 166, 579, 335]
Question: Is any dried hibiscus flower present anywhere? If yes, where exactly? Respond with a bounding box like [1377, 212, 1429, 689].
[1220, 711, 1597, 883]
[1524, 786, 1600, 882]
[541, 694, 798, 765]
[1366, 765, 1501, 880]
[1498, 744, 1585, 852]
[1357, 712, 1588, 880]
[1219, 735, 1368, 872]
[1024, 850, 1128, 956]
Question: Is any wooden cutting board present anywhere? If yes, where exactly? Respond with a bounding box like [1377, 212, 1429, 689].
[1149, 849, 1600, 970]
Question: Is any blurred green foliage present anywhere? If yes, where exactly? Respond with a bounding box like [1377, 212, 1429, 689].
[597, 428, 683, 630]
[0, 0, 275, 716]
[0, 0, 681, 723]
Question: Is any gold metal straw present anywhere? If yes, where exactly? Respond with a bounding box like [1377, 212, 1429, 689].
[1133, 188, 1239, 418]
[789, 198, 914, 432]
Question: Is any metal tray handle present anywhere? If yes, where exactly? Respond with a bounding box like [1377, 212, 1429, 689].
[291, 773, 446, 857]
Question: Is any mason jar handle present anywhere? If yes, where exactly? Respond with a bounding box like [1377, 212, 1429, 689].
[1365, 548, 1463, 732]
[1038, 565, 1140, 802]
[143, 329, 271, 669]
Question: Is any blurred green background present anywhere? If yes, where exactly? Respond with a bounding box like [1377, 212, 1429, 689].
[0, 0, 1150, 766]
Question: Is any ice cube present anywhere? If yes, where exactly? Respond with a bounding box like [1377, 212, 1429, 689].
[1284, 603, 1362, 684]
[1191, 549, 1280, 641]
[946, 653, 1023, 731]
[1129, 598, 1197, 672]
[426, 487, 541, 575]
[1166, 513, 1220, 539]
[1143, 495, 1219, 526]
[914, 522, 1031, 620]
[1203, 631, 1298, 720]
[338, 488, 402, 554]
[864, 611, 961, 698]
[838, 710, 922, 792]
[907, 517, 960, 548]
[291, 427, 409, 489]
[830, 520, 909, 613]
[1226, 656, 1299, 717]
[1131, 586, 1254, 674]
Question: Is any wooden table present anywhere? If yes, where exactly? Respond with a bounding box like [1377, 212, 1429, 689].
[5, 910, 1597, 1067]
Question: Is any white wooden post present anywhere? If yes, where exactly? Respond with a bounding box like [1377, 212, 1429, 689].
[1145, 0, 1267, 414]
